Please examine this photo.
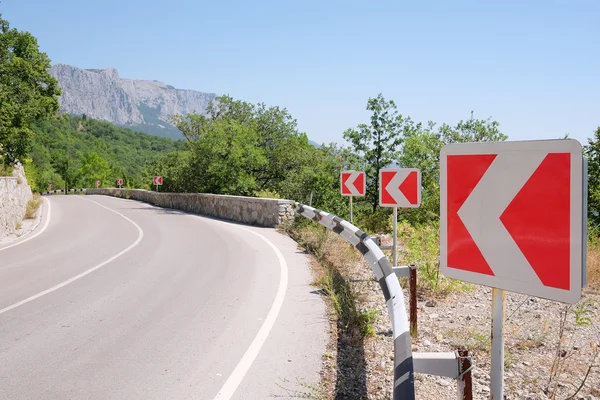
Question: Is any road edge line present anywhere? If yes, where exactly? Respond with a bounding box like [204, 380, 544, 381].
[211, 223, 289, 400]
[0, 197, 144, 315]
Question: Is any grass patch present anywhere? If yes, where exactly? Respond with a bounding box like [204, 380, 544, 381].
[289, 222, 377, 339]
[445, 327, 491, 355]
[15, 221, 22, 230]
[586, 237, 600, 292]
[0, 164, 14, 176]
[24, 194, 43, 219]
[397, 220, 473, 296]
[285, 219, 376, 398]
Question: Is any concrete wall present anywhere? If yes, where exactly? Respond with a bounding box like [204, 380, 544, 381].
[0, 164, 33, 238]
[86, 188, 295, 228]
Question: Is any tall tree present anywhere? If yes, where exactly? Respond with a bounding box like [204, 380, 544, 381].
[0, 14, 61, 165]
[585, 127, 600, 229]
[343, 93, 404, 211]
[397, 111, 507, 224]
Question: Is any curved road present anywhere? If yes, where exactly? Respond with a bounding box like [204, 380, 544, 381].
[0, 195, 327, 400]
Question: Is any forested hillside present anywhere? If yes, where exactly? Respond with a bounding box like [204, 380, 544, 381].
[25, 115, 183, 192]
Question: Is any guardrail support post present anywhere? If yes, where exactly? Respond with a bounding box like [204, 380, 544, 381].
[457, 350, 473, 400]
[409, 264, 417, 338]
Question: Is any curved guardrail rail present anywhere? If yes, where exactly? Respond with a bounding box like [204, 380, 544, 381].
[295, 203, 415, 399]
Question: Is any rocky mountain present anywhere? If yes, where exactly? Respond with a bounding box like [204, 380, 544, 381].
[48, 64, 217, 139]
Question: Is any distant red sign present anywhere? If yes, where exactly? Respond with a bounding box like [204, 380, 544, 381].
[96, 180, 101, 188]
[117, 179, 123, 186]
[340, 171, 365, 196]
[379, 168, 421, 208]
[153, 176, 163, 185]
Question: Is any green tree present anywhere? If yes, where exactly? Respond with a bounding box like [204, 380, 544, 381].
[51, 149, 81, 190]
[343, 94, 404, 212]
[585, 127, 600, 229]
[397, 111, 507, 224]
[79, 152, 111, 187]
[0, 14, 61, 165]
[186, 119, 267, 196]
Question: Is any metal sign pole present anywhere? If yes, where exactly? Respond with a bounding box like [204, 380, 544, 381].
[349, 195, 353, 223]
[393, 206, 398, 268]
[490, 288, 505, 399]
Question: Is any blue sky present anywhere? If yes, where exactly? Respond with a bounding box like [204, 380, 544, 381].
[2, 0, 598, 146]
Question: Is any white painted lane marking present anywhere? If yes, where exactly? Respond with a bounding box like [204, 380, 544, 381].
[0, 197, 52, 252]
[83, 196, 288, 399]
[0, 197, 144, 315]
[130, 199, 289, 400]
[211, 223, 289, 400]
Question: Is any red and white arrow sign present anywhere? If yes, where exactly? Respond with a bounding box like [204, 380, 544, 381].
[117, 179, 123, 186]
[379, 168, 421, 208]
[440, 139, 585, 304]
[96, 180, 101, 187]
[153, 176, 163, 185]
[340, 171, 365, 196]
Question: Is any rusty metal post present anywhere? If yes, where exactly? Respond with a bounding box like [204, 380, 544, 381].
[457, 350, 473, 400]
[409, 264, 417, 338]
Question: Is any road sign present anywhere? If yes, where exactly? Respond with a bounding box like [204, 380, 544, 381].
[379, 168, 421, 208]
[96, 180, 101, 188]
[340, 171, 366, 196]
[153, 176, 163, 185]
[440, 139, 586, 304]
[117, 179, 123, 186]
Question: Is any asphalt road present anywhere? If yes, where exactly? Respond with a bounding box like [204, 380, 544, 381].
[0, 195, 327, 400]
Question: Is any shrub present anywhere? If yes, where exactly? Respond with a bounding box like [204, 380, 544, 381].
[24, 194, 43, 219]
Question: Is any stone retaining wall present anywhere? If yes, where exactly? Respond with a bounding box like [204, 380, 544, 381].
[86, 188, 295, 228]
[0, 164, 33, 239]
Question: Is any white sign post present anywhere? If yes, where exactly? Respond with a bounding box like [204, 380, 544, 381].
[117, 179, 123, 189]
[379, 168, 421, 268]
[340, 170, 365, 223]
[439, 139, 586, 399]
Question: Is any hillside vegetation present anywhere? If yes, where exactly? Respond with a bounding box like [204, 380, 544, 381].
[24, 115, 183, 193]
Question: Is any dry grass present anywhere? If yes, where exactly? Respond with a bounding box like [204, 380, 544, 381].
[586, 239, 600, 293]
[24, 193, 43, 219]
[284, 220, 379, 399]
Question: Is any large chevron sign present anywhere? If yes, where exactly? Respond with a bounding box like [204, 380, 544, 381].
[440, 139, 586, 304]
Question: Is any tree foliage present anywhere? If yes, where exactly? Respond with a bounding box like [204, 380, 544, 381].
[343, 94, 404, 212]
[26, 114, 182, 192]
[0, 14, 61, 165]
[585, 127, 600, 229]
[160, 95, 350, 214]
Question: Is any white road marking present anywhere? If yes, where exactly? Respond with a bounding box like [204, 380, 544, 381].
[0, 197, 144, 315]
[120, 198, 289, 400]
[0, 197, 52, 252]
[211, 222, 289, 400]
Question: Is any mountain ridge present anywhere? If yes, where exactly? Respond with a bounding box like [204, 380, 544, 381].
[48, 64, 322, 147]
[48, 63, 217, 139]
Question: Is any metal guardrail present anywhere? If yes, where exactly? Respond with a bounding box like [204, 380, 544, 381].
[295, 203, 473, 399]
[295, 203, 416, 399]
[42, 188, 87, 195]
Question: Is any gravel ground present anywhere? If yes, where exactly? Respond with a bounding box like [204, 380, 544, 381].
[303, 233, 600, 400]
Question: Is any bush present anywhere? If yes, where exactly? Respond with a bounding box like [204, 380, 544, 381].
[355, 208, 392, 234]
[397, 220, 472, 295]
[0, 163, 14, 176]
[24, 194, 43, 219]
